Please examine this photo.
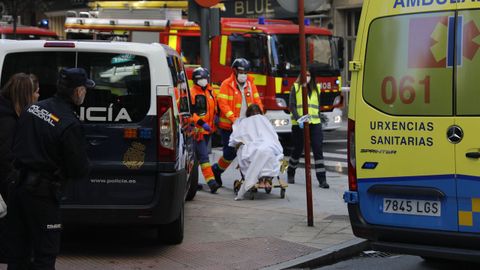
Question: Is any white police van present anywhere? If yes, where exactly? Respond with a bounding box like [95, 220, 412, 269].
[0, 40, 198, 244]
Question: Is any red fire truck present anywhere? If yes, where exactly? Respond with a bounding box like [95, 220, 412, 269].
[0, 24, 58, 40]
[65, 13, 344, 139]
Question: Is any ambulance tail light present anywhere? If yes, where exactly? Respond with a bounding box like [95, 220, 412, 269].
[348, 119, 357, 191]
[157, 96, 176, 162]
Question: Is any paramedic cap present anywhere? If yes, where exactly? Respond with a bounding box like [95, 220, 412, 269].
[58, 68, 95, 89]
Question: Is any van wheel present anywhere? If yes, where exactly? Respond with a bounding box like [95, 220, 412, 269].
[158, 202, 184, 245]
[186, 160, 199, 201]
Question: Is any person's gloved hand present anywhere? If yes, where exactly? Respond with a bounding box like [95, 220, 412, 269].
[202, 123, 211, 132]
[299, 122, 304, 129]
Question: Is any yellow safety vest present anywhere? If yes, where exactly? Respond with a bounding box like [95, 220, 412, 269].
[291, 83, 321, 125]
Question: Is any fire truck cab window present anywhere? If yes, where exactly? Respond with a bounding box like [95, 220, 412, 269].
[229, 34, 266, 73]
[270, 34, 338, 76]
[180, 36, 201, 65]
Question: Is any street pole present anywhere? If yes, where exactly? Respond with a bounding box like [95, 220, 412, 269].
[298, 0, 314, 227]
[200, 7, 210, 71]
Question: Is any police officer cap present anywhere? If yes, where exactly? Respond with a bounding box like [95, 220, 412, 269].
[192, 67, 209, 80]
[231, 58, 250, 72]
[58, 68, 95, 89]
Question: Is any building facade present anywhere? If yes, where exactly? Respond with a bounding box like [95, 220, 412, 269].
[329, 0, 363, 85]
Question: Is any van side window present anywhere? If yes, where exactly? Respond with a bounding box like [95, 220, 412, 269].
[363, 13, 454, 116]
[1, 52, 76, 99]
[167, 55, 191, 114]
[77, 53, 151, 123]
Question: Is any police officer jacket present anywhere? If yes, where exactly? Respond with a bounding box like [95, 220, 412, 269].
[13, 96, 90, 182]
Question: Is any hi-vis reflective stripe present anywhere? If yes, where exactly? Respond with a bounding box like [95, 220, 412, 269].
[253, 93, 260, 98]
[296, 104, 319, 110]
[220, 35, 228, 65]
[200, 162, 211, 169]
[225, 111, 234, 118]
[235, 103, 242, 108]
[217, 93, 233, 100]
[169, 30, 178, 50]
[219, 117, 231, 123]
[250, 74, 267, 86]
[275, 77, 283, 94]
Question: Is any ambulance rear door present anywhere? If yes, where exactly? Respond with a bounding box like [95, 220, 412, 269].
[453, 7, 480, 234]
[356, 10, 458, 232]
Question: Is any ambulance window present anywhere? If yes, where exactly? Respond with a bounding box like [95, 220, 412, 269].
[180, 36, 201, 66]
[1, 52, 76, 99]
[77, 53, 151, 123]
[363, 12, 454, 116]
[457, 10, 480, 115]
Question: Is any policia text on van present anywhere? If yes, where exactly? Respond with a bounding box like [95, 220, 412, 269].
[344, 0, 480, 262]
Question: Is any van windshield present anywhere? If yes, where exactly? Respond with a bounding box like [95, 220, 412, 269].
[270, 34, 339, 76]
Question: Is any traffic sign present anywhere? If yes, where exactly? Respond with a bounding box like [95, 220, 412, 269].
[194, 0, 220, 8]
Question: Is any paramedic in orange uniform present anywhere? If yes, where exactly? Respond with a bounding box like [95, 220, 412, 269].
[211, 58, 264, 186]
[190, 67, 220, 193]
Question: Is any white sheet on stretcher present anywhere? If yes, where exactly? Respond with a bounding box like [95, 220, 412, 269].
[229, 115, 284, 200]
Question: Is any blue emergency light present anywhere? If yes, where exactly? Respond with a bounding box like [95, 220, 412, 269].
[258, 16, 265, 25]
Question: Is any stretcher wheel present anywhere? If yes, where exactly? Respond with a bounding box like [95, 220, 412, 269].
[265, 187, 272, 194]
[233, 180, 241, 195]
[249, 191, 255, 200]
[280, 188, 286, 199]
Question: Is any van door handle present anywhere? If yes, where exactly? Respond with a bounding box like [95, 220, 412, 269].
[86, 135, 109, 146]
[466, 152, 480, 159]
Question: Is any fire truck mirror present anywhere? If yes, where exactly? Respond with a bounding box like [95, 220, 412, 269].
[334, 36, 345, 70]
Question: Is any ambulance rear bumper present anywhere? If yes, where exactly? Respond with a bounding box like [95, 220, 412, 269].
[348, 203, 480, 262]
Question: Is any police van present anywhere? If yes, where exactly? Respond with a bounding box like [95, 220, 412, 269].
[0, 40, 198, 244]
[345, 1, 480, 262]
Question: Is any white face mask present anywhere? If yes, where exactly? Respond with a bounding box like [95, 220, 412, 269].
[197, 79, 208, 88]
[306, 76, 311, 84]
[237, 74, 248, 83]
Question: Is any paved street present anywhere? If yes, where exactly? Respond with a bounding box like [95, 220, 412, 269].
[0, 122, 361, 270]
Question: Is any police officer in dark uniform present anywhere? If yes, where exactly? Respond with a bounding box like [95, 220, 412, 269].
[7, 68, 93, 270]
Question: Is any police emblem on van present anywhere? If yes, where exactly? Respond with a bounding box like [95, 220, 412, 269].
[123, 142, 146, 169]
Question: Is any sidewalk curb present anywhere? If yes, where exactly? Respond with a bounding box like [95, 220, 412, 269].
[261, 238, 370, 270]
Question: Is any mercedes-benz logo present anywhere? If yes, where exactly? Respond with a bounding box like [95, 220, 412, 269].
[447, 125, 463, 144]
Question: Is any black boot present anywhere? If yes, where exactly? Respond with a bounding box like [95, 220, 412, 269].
[287, 168, 295, 184]
[318, 179, 329, 189]
[212, 164, 223, 187]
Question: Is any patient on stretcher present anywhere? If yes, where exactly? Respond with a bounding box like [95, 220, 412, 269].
[229, 104, 284, 200]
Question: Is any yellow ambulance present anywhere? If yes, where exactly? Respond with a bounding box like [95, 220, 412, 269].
[344, 0, 480, 262]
